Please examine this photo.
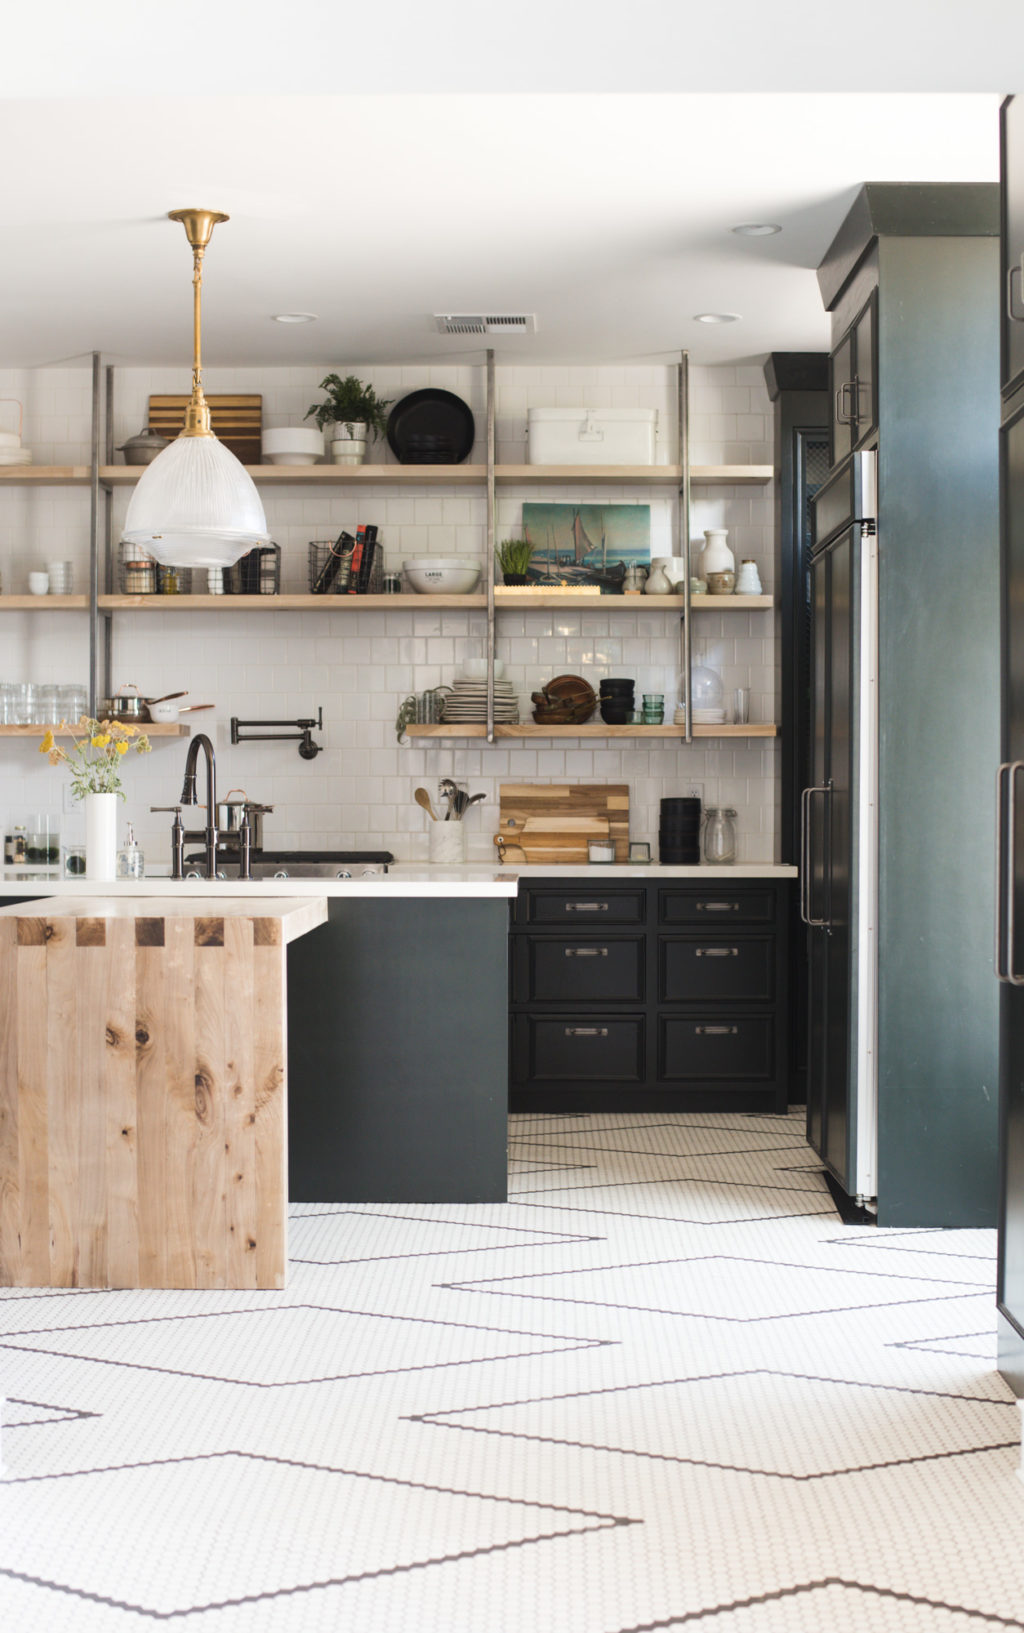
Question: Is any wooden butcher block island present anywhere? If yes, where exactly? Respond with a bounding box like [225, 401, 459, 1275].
[0, 894, 327, 1291]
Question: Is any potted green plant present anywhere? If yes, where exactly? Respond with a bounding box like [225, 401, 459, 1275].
[496, 537, 534, 585]
[304, 374, 392, 466]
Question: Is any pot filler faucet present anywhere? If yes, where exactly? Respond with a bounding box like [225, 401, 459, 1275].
[151, 732, 252, 881]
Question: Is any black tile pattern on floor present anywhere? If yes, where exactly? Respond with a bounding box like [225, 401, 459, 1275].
[0, 1109, 1020, 1633]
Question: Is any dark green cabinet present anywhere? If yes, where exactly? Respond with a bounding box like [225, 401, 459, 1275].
[509, 878, 790, 1113]
[1003, 97, 1024, 402]
[829, 291, 877, 465]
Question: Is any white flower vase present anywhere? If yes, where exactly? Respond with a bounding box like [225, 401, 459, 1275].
[85, 792, 118, 881]
[698, 528, 735, 594]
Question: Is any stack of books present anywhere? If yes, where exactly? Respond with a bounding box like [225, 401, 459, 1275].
[309, 525, 384, 595]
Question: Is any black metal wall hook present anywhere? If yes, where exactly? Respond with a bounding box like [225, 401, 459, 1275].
[231, 708, 323, 760]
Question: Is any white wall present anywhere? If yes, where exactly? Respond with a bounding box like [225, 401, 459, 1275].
[0, 361, 778, 865]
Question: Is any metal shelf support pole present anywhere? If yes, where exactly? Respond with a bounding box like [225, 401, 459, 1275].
[680, 351, 693, 745]
[88, 352, 102, 717]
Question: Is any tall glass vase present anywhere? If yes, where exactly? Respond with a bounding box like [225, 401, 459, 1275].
[84, 792, 118, 882]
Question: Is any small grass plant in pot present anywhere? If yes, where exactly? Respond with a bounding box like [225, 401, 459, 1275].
[496, 537, 534, 585]
[305, 374, 392, 466]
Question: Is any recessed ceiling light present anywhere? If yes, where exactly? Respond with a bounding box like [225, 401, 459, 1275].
[694, 312, 741, 324]
[731, 223, 782, 237]
[271, 312, 317, 324]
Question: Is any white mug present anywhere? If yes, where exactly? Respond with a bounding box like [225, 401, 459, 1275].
[28, 571, 49, 595]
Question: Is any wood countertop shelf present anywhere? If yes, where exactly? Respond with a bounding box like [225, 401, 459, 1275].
[0, 894, 327, 1291]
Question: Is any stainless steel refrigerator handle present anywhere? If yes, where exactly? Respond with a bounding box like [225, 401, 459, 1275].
[799, 786, 810, 924]
[1007, 262, 1024, 324]
[996, 761, 1024, 984]
[802, 784, 832, 929]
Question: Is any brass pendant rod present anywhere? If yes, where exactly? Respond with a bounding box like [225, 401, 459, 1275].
[167, 208, 228, 439]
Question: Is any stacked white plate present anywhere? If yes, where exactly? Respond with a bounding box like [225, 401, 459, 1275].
[674, 706, 728, 725]
[0, 447, 32, 466]
[443, 679, 520, 723]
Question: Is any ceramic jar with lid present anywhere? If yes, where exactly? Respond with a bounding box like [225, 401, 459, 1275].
[735, 559, 763, 595]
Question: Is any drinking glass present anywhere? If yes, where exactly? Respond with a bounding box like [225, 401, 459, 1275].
[11, 683, 34, 724]
[32, 685, 60, 724]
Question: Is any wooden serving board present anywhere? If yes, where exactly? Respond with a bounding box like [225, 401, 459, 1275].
[148, 394, 262, 464]
[498, 783, 630, 864]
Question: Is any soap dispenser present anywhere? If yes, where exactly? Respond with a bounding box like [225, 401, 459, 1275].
[116, 822, 144, 880]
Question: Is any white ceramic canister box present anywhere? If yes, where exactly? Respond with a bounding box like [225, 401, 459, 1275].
[527, 408, 658, 466]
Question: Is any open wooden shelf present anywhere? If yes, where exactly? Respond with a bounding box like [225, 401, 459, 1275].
[0, 595, 88, 610]
[2, 591, 772, 615]
[406, 723, 778, 740]
[0, 723, 190, 738]
[97, 593, 489, 611]
[0, 462, 773, 490]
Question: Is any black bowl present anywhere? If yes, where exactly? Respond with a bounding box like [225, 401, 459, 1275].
[600, 708, 632, 725]
[600, 681, 635, 695]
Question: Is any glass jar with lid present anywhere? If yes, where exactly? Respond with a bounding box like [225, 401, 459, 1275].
[702, 807, 737, 865]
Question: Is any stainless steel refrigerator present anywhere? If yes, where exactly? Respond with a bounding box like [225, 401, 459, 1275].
[803, 449, 878, 1207]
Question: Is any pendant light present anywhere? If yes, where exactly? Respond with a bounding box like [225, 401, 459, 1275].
[122, 208, 269, 569]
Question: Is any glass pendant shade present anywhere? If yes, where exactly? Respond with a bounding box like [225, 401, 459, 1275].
[122, 433, 269, 569]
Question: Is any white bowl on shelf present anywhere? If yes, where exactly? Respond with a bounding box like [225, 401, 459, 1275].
[403, 558, 482, 595]
[147, 701, 180, 724]
[261, 428, 324, 465]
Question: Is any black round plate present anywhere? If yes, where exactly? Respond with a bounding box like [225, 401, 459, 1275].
[386, 389, 476, 465]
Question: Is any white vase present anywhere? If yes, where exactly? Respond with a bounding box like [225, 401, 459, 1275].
[645, 559, 673, 595]
[84, 792, 118, 882]
[698, 529, 734, 581]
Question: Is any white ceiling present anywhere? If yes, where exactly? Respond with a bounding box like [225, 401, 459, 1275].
[0, 3, 1011, 370]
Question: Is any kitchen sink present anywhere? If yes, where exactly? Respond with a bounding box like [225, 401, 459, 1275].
[182, 851, 392, 881]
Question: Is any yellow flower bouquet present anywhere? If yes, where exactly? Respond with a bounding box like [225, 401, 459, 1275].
[40, 716, 152, 800]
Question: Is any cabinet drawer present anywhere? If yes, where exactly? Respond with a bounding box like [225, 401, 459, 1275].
[659, 889, 775, 926]
[524, 888, 646, 926]
[659, 936, 775, 1003]
[520, 1016, 644, 1082]
[519, 935, 644, 1004]
[659, 1015, 774, 1081]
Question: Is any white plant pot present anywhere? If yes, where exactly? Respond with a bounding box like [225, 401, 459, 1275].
[84, 792, 118, 881]
[330, 440, 367, 466]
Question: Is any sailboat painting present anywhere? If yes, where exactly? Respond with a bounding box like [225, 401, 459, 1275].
[522, 503, 651, 593]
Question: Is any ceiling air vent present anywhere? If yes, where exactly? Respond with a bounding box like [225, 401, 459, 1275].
[435, 314, 536, 336]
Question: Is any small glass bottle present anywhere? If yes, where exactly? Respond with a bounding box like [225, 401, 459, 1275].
[702, 808, 737, 865]
[116, 822, 145, 880]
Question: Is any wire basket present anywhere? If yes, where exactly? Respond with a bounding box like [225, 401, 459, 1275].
[226, 543, 281, 595]
[308, 538, 354, 595]
[116, 542, 192, 595]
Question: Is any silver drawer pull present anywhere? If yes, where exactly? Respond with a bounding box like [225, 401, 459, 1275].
[696, 901, 739, 912]
[695, 947, 738, 958]
[565, 1026, 609, 1037]
[696, 1025, 739, 1036]
[565, 947, 608, 957]
[565, 902, 609, 912]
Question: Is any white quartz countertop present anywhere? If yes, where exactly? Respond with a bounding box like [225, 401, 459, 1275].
[0, 862, 794, 900]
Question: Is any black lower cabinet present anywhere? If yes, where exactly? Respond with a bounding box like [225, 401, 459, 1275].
[509, 879, 791, 1113]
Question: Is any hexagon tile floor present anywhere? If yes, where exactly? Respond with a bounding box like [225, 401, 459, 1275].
[2, 1109, 1023, 1631]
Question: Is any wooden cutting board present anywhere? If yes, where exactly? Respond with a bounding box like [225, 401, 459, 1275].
[148, 394, 262, 464]
[498, 784, 630, 864]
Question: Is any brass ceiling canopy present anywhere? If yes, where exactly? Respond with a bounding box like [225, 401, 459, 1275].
[167, 208, 230, 437]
